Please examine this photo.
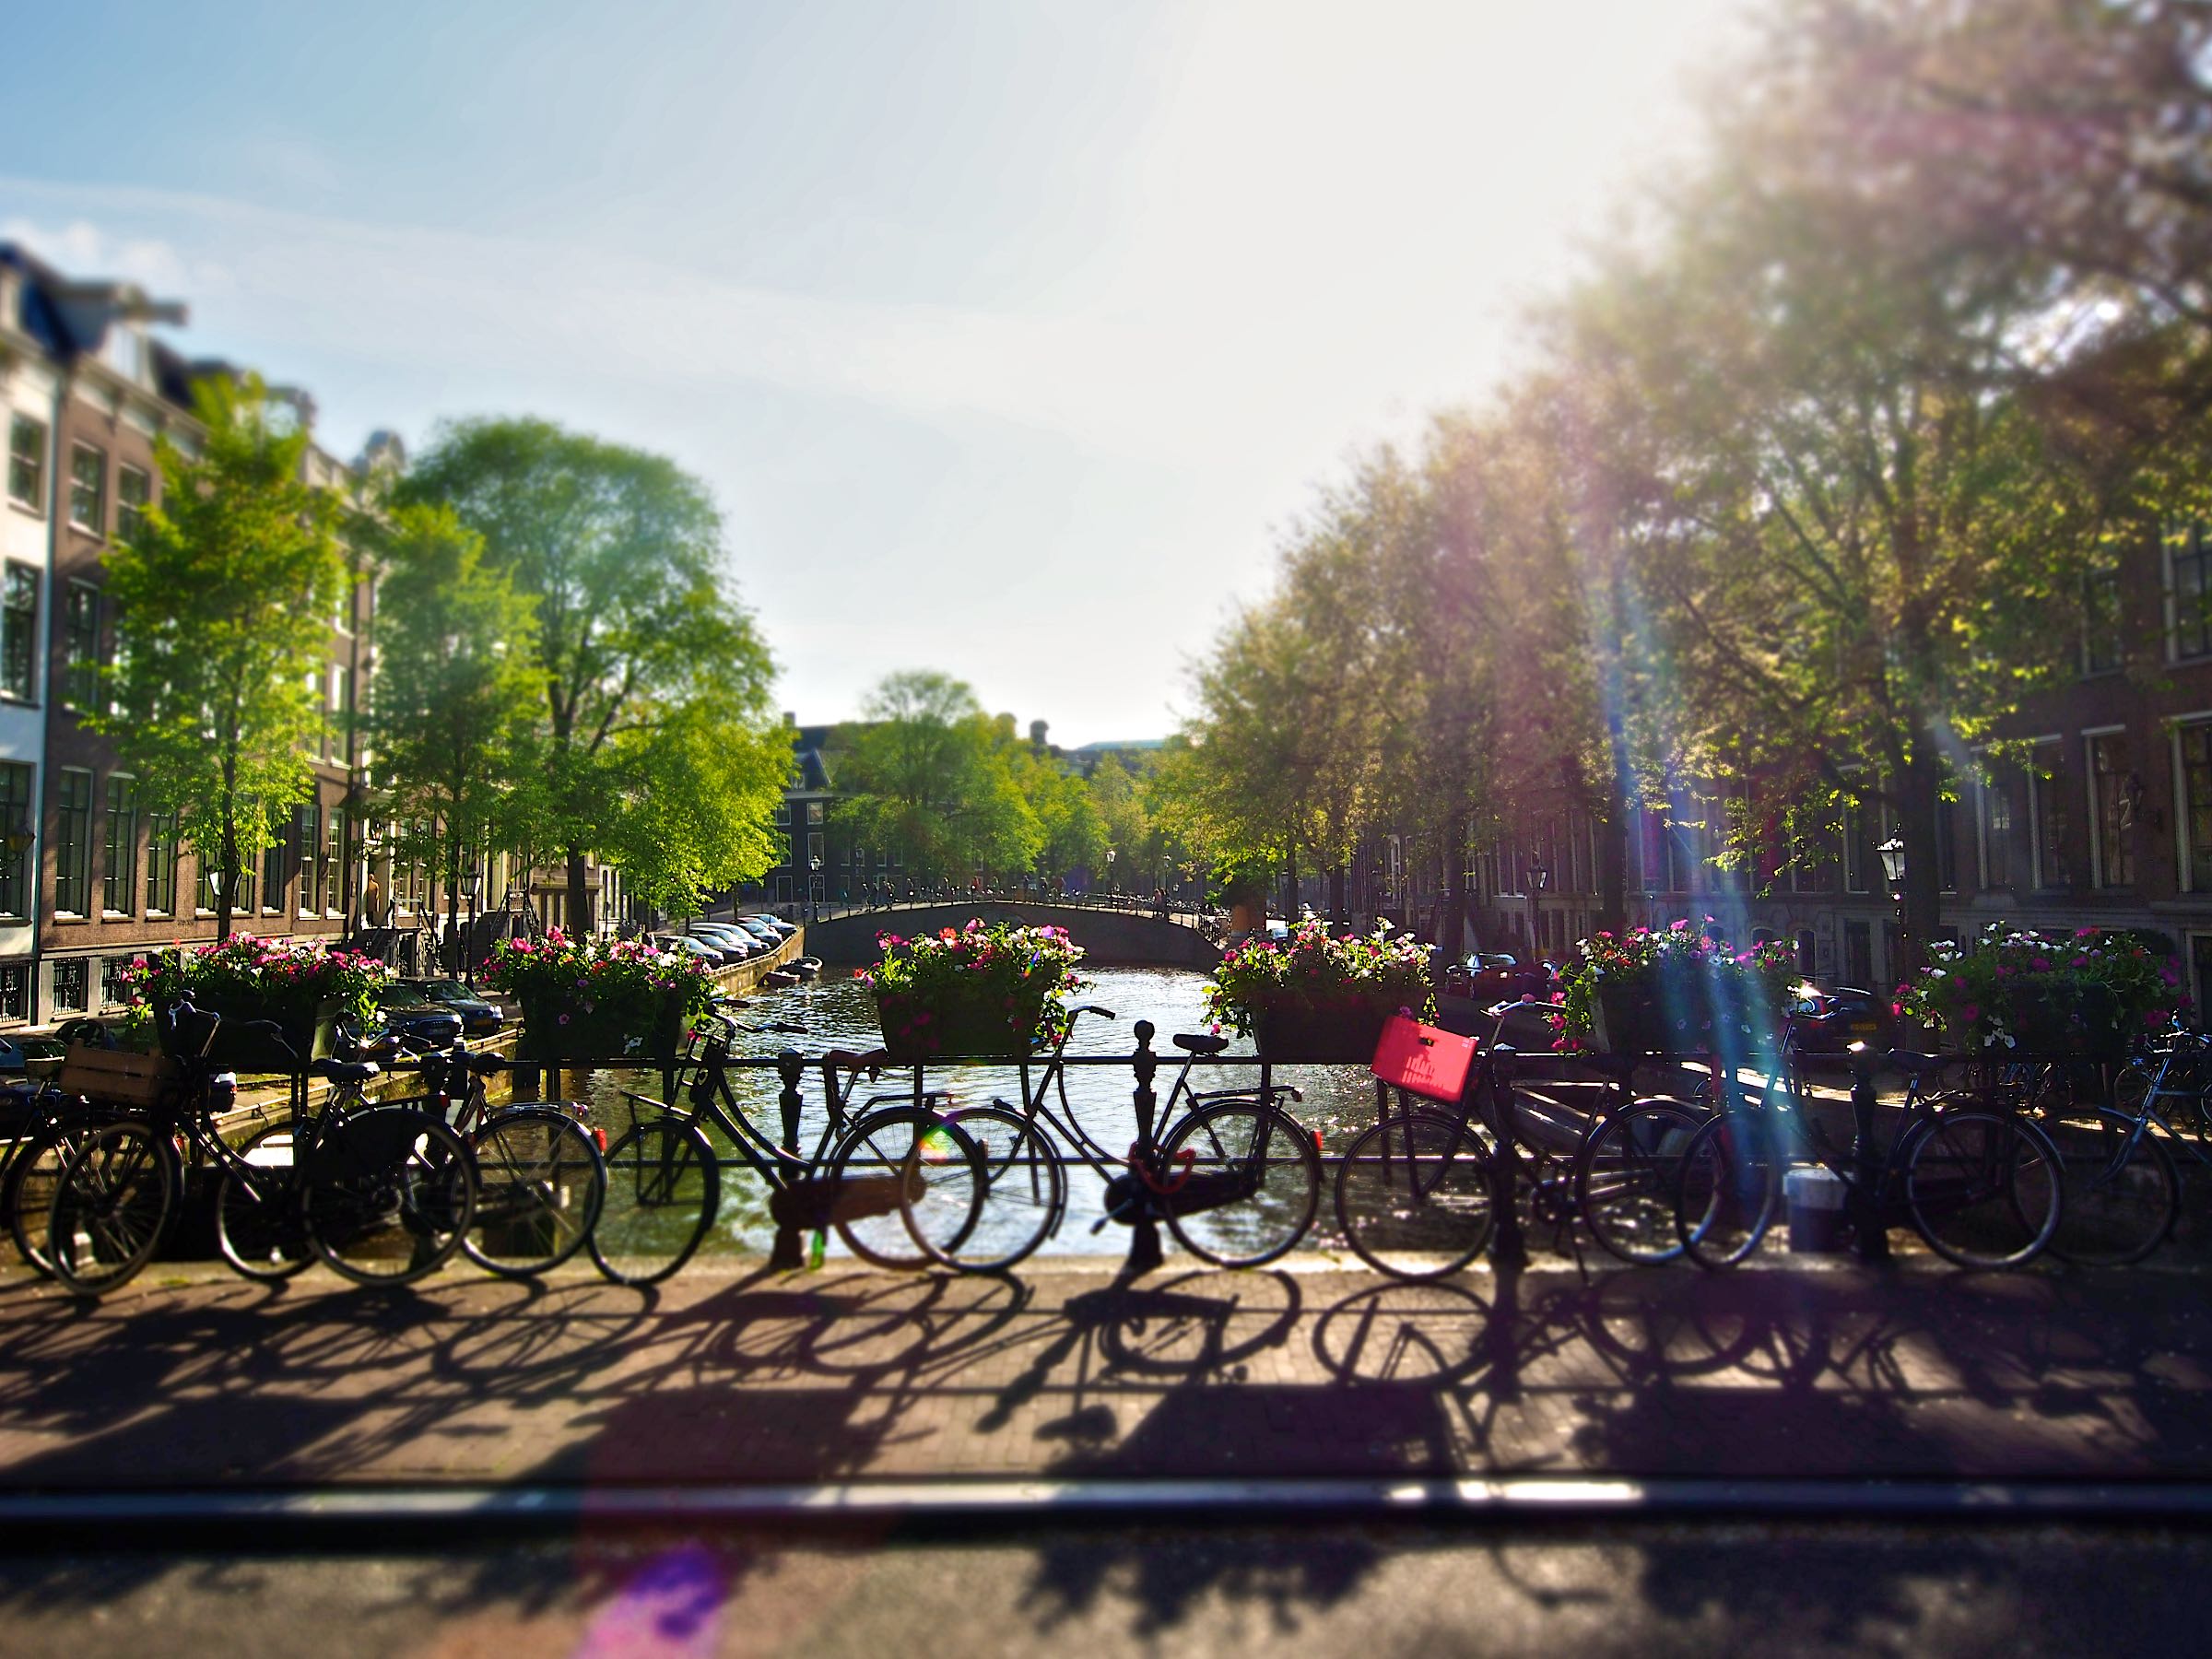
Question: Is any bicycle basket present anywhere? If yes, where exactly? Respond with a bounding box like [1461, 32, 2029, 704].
[1371, 1014, 1478, 1104]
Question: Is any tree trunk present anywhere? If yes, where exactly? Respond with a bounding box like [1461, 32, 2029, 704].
[1328, 864, 1347, 924]
[1284, 840, 1299, 922]
[1895, 734, 1944, 988]
[566, 845, 592, 936]
[447, 841, 464, 976]
[1439, 811, 1468, 963]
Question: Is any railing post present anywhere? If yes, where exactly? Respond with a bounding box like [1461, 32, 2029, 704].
[1124, 1019, 1163, 1277]
[1848, 1049, 1890, 1262]
[769, 1047, 808, 1271]
[1488, 1045, 1527, 1268]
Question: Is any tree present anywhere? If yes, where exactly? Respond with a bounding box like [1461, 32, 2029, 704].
[92, 375, 345, 941]
[832, 671, 1042, 881]
[365, 500, 543, 962]
[401, 418, 785, 929]
[1007, 744, 1107, 888]
[1088, 754, 1152, 890]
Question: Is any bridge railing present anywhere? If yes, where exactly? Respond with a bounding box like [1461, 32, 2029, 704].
[776, 891, 1227, 938]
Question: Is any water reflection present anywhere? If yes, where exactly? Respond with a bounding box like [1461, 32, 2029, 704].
[582, 967, 1384, 1260]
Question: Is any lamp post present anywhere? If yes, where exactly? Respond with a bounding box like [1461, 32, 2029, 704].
[458, 868, 483, 988]
[808, 856, 823, 923]
[1105, 846, 1116, 898]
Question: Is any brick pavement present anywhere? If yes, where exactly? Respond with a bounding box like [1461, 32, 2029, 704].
[0, 1254, 2208, 1492]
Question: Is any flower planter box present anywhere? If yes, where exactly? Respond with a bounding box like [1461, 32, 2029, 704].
[1591, 980, 1713, 1057]
[874, 990, 1046, 1063]
[516, 987, 689, 1065]
[159, 993, 341, 1075]
[2001, 983, 2128, 1059]
[1251, 996, 1396, 1064]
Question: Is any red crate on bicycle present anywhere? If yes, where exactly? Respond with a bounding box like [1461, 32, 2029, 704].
[1370, 1012, 1479, 1104]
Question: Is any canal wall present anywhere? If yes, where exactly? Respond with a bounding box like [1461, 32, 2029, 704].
[804, 903, 1219, 971]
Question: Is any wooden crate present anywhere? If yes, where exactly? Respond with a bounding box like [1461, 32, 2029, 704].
[57, 1046, 181, 1107]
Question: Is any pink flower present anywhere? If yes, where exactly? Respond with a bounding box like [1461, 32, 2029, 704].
[1959, 1003, 1980, 1022]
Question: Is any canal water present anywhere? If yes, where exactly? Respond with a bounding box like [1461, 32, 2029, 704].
[582, 966, 1385, 1261]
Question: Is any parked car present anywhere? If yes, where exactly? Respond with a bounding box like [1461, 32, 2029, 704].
[653, 934, 729, 966]
[688, 924, 766, 960]
[745, 913, 798, 939]
[409, 978, 504, 1037]
[1447, 953, 1557, 1006]
[368, 984, 465, 1049]
[1790, 984, 1896, 1059]
[732, 916, 787, 945]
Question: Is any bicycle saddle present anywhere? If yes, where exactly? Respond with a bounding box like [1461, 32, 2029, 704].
[1172, 1032, 1230, 1054]
[825, 1047, 888, 1071]
[311, 1058, 381, 1083]
[1885, 1049, 1947, 1076]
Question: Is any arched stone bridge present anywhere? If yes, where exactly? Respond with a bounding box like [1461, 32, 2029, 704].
[802, 901, 1223, 971]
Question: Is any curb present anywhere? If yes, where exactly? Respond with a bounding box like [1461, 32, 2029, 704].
[6, 1475, 2212, 1535]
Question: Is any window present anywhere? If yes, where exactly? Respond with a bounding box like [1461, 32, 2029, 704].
[116, 464, 149, 545]
[2171, 524, 2212, 661]
[101, 776, 137, 913]
[52, 958, 88, 1013]
[2, 563, 36, 700]
[2030, 739, 2070, 889]
[1791, 811, 1835, 893]
[773, 801, 791, 828]
[100, 956, 128, 1007]
[322, 809, 341, 914]
[68, 442, 104, 534]
[1843, 919, 1873, 989]
[806, 801, 824, 825]
[6, 415, 44, 511]
[1842, 799, 1869, 894]
[145, 811, 179, 914]
[1936, 791, 1959, 893]
[2088, 731, 2135, 888]
[2082, 567, 2123, 675]
[53, 769, 92, 914]
[0, 762, 30, 919]
[0, 962, 26, 1022]
[62, 582, 100, 709]
[1637, 812, 1665, 893]
[296, 803, 322, 913]
[1980, 772, 2015, 888]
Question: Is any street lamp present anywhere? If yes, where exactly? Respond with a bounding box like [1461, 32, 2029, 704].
[809, 856, 823, 923]
[1876, 835, 1906, 891]
[458, 868, 483, 988]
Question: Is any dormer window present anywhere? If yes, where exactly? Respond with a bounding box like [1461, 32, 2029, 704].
[103, 324, 144, 382]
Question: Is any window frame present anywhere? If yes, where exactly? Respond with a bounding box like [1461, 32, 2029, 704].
[115, 463, 150, 545]
[1, 562, 38, 702]
[67, 441, 106, 535]
[2027, 735, 2070, 891]
[61, 580, 100, 710]
[101, 773, 138, 916]
[6, 414, 46, 513]
[2085, 724, 2135, 890]
[53, 767, 93, 917]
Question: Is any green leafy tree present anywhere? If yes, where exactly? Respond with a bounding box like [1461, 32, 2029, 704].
[832, 671, 1042, 880]
[91, 375, 345, 941]
[365, 500, 544, 959]
[400, 418, 785, 929]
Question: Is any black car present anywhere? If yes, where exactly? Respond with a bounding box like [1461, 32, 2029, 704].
[1791, 984, 1896, 1059]
[370, 985, 465, 1048]
[412, 978, 504, 1037]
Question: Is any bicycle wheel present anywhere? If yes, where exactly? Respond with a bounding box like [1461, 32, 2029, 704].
[831, 1106, 985, 1270]
[5, 1124, 79, 1277]
[590, 1117, 719, 1287]
[2049, 1107, 2179, 1266]
[1157, 1098, 1320, 1268]
[215, 1121, 312, 1281]
[1333, 1111, 1495, 1280]
[1576, 1098, 1704, 1265]
[1673, 1111, 1783, 1269]
[1902, 1111, 2062, 1269]
[912, 1102, 1065, 1273]
[463, 1107, 607, 1278]
[47, 1121, 174, 1296]
[303, 1109, 476, 1287]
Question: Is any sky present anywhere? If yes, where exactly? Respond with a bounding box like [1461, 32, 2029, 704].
[1, 0, 1753, 747]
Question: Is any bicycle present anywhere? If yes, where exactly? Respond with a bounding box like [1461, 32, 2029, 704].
[586, 1006, 987, 1286]
[1672, 1044, 2065, 1270]
[2042, 1029, 2212, 1265]
[276, 1031, 607, 1280]
[45, 1002, 478, 1296]
[0, 1076, 138, 1277]
[1331, 1004, 1718, 1279]
[912, 1006, 1323, 1273]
